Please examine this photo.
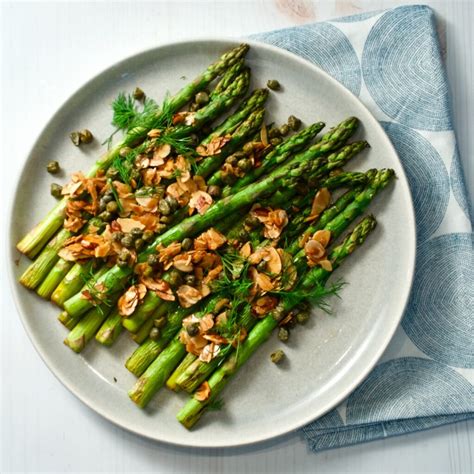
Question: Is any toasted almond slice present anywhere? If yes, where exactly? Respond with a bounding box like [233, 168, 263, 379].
[312, 229, 331, 248]
[189, 191, 213, 215]
[319, 259, 333, 271]
[240, 241, 252, 258]
[116, 218, 146, 233]
[306, 188, 331, 222]
[304, 239, 326, 260]
[147, 129, 162, 138]
[199, 342, 221, 363]
[194, 381, 211, 401]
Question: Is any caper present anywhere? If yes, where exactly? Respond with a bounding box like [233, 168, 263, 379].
[142, 230, 154, 242]
[117, 259, 129, 268]
[181, 237, 193, 251]
[133, 87, 145, 101]
[50, 183, 63, 199]
[222, 173, 237, 186]
[243, 142, 254, 154]
[168, 269, 182, 287]
[270, 349, 285, 364]
[102, 193, 114, 203]
[118, 248, 130, 261]
[158, 199, 171, 215]
[130, 227, 143, 238]
[134, 238, 145, 251]
[69, 131, 81, 146]
[112, 231, 124, 242]
[195, 91, 209, 106]
[46, 160, 60, 174]
[207, 185, 221, 198]
[296, 310, 310, 325]
[149, 327, 160, 341]
[268, 128, 281, 139]
[80, 129, 93, 144]
[147, 254, 159, 267]
[257, 260, 267, 272]
[225, 155, 238, 166]
[119, 146, 133, 158]
[130, 169, 140, 181]
[165, 195, 178, 212]
[106, 201, 118, 213]
[186, 323, 200, 337]
[270, 137, 282, 146]
[237, 158, 252, 172]
[237, 228, 248, 242]
[153, 316, 167, 328]
[184, 274, 196, 286]
[160, 215, 172, 224]
[142, 265, 154, 278]
[279, 124, 290, 136]
[99, 211, 113, 222]
[244, 215, 260, 228]
[278, 327, 289, 342]
[121, 235, 134, 249]
[106, 167, 120, 180]
[189, 134, 200, 146]
[267, 79, 281, 91]
[288, 115, 302, 131]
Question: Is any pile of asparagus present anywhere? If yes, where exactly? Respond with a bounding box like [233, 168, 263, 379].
[17, 44, 395, 429]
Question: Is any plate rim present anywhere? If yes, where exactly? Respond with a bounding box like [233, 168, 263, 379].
[7, 37, 417, 449]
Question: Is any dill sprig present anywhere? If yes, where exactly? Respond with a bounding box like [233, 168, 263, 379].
[107, 178, 124, 214]
[272, 279, 345, 314]
[79, 268, 113, 315]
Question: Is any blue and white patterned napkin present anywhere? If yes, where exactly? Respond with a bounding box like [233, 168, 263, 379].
[251, 4, 473, 452]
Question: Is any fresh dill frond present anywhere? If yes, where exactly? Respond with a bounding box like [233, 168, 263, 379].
[107, 178, 124, 214]
[79, 268, 113, 314]
[112, 93, 137, 130]
[273, 279, 345, 315]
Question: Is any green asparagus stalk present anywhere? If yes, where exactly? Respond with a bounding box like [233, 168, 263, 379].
[131, 318, 155, 345]
[56, 266, 110, 329]
[36, 257, 74, 299]
[221, 116, 360, 197]
[16, 44, 250, 259]
[51, 261, 95, 307]
[207, 121, 326, 187]
[63, 118, 360, 319]
[166, 353, 197, 391]
[64, 303, 114, 353]
[95, 309, 123, 346]
[202, 89, 268, 144]
[177, 215, 377, 428]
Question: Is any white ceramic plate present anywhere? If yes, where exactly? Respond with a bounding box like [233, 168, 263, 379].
[8, 39, 416, 448]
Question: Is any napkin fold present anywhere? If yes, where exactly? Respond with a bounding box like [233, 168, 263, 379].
[251, 4, 473, 452]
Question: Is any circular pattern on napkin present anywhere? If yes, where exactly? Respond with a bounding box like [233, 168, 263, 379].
[362, 7, 452, 130]
[381, 121, 449, 243]
[253, 23, 361, 96]
[402, 233, 474, 368]
[346, 358, 472, 423]
[450, 145, 472, 221]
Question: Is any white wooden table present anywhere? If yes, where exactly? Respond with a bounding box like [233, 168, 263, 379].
[1, 1, 472, 472]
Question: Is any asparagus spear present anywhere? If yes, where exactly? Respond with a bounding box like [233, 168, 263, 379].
[95, 309, 123, 346]
[63, 118, 360, 319]
[16, 44, 250, 259]
[201, 89, 268, 144]
[176, 215, 377, 428]
[220, 116, 360, 197]
[206, 121, 326, 185]
[52, 261, 96, 307]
